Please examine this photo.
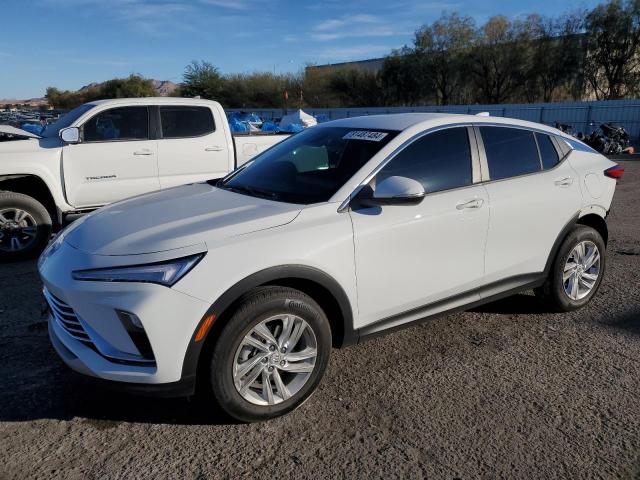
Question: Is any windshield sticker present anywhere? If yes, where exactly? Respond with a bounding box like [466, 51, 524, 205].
[343, 131, 388, 142]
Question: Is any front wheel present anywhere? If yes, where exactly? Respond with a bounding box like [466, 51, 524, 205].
[0, 192, 52, 261]
[208, 286, 332, 422]
[535, 225, 606, 311]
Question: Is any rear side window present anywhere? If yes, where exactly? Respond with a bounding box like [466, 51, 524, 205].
[160, 106, 215, 138]
[376, 127, 472, 194]
[83, 107, 149, 142]
[480, 127, 540, 180]
[536, 133, 559, 169]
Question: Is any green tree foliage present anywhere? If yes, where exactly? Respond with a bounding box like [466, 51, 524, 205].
[584, 0, 640, 99]
[180, 61, 225, 99]
[45, 75, 156, 109]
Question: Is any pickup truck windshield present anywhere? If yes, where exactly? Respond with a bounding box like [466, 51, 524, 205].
[219, 127, 399, 204]
[42, 104, 95, 138]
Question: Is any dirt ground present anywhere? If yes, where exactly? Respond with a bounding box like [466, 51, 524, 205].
[0, 161, 639, 480]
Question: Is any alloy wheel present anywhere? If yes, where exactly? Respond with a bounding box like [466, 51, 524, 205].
[563, 240, 601, 301]
[0, 208, 38, 252]
[233, 314, 318, 406]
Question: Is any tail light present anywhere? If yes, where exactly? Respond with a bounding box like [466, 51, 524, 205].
[604, 165, 625, 179]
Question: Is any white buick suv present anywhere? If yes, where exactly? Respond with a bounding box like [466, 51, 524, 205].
[39, 113, 623, 422]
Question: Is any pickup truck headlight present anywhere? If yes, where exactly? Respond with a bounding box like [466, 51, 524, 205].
[72, 253, 205, 287]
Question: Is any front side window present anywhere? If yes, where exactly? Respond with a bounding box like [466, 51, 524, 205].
[83, 107, 149, 142]
[219, 127, 399, 204]
[375, 127, 472, 194]
[160, 106, 215, 138]
[536, 133, 559, 170]
[480, 126, 541, 180]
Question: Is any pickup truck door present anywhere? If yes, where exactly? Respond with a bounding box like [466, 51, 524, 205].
[156, 105, 232, 188]
[62, 106, 160, 208]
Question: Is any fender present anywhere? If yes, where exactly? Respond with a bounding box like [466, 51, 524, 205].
[180, 265, 357, 382]
[542, 212, 580, 277]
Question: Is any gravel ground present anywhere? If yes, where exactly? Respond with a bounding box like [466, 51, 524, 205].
[1, 161, 639, 480]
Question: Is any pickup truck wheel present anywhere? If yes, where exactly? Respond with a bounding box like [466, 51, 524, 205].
[0, 192, 52, 261]
[208, 286, 331, 422]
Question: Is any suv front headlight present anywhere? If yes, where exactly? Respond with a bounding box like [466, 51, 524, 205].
[72, 253, 205, 287]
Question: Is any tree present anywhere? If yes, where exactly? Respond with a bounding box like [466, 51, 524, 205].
[414, 12, 476, 105]
[584, 0, 640, 99]
[470, 16, 531, 104]
[181, 60, 225, 100]
[327, 68, 383, 107]
[379, 48, 427, 105]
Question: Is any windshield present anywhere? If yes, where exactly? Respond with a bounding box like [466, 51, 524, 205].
[219, 127, 399, 204]
[42, 104, 95, 138]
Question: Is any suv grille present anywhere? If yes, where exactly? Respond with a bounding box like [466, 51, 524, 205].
[44, 288, 93, 345]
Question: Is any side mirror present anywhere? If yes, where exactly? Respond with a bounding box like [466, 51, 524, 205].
[355, 176, 425, 207]
[60, 127, 80, 144]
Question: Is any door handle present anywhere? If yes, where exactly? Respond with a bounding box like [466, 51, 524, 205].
[554, 176, 573, 186]
[133, 149, 153, 156]
[456, 198, 484, 210]
[205, 146, 224, 152]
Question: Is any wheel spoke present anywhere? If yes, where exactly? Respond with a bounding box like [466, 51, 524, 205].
[21, 227, 37, 238]
[278, 315, 294, 349]
[0, 212, 8, 224]
[272, 368, 291, 400]
[563, 267, 577, 282]
[578, 276, 595, 290]
[285, 347, 317, 362]
[262, 370, 275, 405]
[253, 323, 277, 345]
[243, 334, 269, 352]
[584, 249, 600, 269]
[279, 362, 314, 373]
[286, 321, 306, 353]
[14, 210, 27, 224]
[236, 352, 267, 378]
[238, 363, 264, 394]
[10, 237, 23, 251]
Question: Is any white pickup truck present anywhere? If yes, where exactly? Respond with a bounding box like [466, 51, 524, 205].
[0, 98, 290, 260]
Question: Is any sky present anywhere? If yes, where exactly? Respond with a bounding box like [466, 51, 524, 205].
[0, 0, 602, 99]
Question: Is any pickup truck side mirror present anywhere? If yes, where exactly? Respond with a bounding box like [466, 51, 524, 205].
[60, 127, 80, 144]
[355, 176, 426, 207]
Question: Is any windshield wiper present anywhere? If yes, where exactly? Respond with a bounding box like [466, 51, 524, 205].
[218, 183, 280, 201]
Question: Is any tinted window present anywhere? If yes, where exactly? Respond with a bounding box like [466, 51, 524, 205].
[220, 127, 399, 204]
[536, 133, 559, 169]
[480, 127, 541, 180]
[83, 107, 149, 142]
[160, 106, 215, 138]
[376, 127, 472, 193]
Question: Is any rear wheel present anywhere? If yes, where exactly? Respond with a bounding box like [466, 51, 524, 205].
[0, 192, 52, 261]
[535, 225, 605, 311]
[208, 286, 331, 422]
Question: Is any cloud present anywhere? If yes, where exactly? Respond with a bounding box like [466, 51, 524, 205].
[311, 14, 399, 41]
[199, 0, 252, 10]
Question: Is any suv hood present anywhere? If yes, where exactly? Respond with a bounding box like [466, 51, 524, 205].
[0, 125, 42, 139]
[64, 183, 302, 256]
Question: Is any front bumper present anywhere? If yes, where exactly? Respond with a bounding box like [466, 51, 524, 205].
[41, 241, 210, 387]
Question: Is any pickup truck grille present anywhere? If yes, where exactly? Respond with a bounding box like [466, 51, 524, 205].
[43, 288, 93, 345]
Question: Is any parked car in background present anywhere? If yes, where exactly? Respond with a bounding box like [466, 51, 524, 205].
[39, 113, 623, 422]
[0, 98, 290, 260]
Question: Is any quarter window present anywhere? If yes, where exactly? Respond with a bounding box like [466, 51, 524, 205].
[83, 107, 149, 142]
[376, 127, 472, 194]
[160, 106, 215, 138]
[480, 127, 541, 180]
[536, 133, 560, 169]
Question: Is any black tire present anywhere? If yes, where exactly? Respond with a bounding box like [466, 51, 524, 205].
[0, 191, 52, 261]
[208, 286, 331, 422]
[535, 225, 606, 312]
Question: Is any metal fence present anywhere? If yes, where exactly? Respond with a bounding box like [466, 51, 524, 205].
[236, 99, 640, 139]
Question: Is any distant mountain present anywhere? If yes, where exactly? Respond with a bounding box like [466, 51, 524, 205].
[2, 79, 180, 106]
